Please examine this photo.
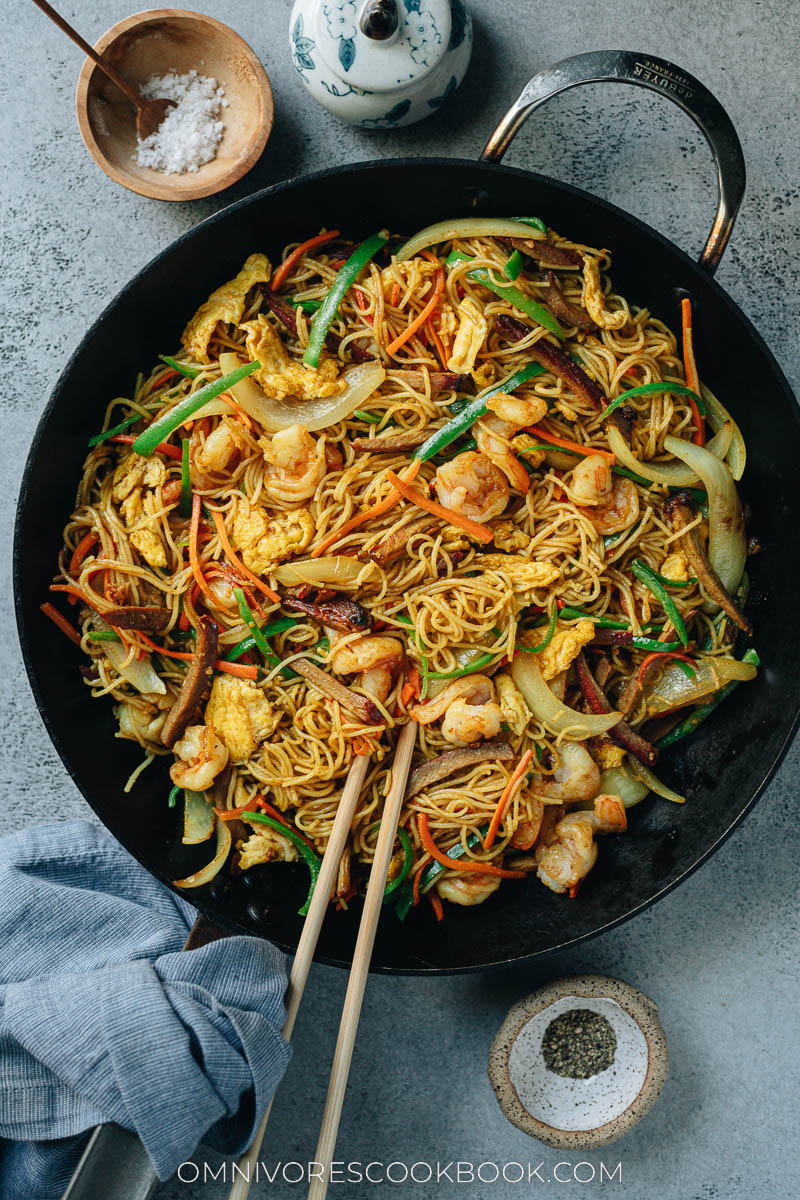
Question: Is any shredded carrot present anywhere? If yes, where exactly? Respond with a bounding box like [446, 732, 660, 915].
[680, 297, 705, 446]
[255, 796, 319, 851]
[69, 530, 99, 578]
[310, 458, 423, 557]
[137, 632, 259, 679]
[412, 859, 429, 907]
[270, 229, 341, 292]
[40, 602, 82, 647]
[484, 749, 534, 850]
[385, 251, 445, 356]
[209, 508, 281, 603]
[417, 814, 525, 879]
[354, 288, 370, 313]
[352, 736, 373, 756]
[108, 434, 182, 460]
[214, 797, 260, 821]
[49, 583, 106, 613]
[390, 282, 400, 308]
[407, 666, 422, 699]
[428, 890, 444, 921]
[568, 882, 580, 899]
[220, 392, 253, 430]
[426, 318, 448, 370]
[386, 470, 494, 544]
[638, 649, 696, 686]
[525, 425, 615, 463]
[189, 494, 218, 605]
[148, 367, 179, 391]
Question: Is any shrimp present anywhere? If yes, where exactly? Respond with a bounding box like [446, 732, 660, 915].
[509, 798, 545, 849]
[328, 632, 403, 703]
[410, 675, 502, 746]
[529, 741, 600, 803]
[433, 451, 509, 524]
[259, 425, 325, 503]
[570, 454, 639, 535]
[169, 724, 229, 791]
[436, 874, 501, 907]
[116, 700, 166, 746]
[473, 393, 549, 491]
[190, 419, 241, 488]
[535, 793, 627, 894]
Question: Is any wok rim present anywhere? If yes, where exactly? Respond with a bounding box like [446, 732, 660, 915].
[14, 156, 800, 974]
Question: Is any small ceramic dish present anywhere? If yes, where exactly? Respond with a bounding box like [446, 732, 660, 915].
[488, 974, 669, 1149]
[75, 9, 273, 201]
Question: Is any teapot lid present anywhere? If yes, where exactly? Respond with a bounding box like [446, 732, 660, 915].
[314, 0, 452, 94]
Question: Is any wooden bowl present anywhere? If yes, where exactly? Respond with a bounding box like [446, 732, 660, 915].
[75, 9, 273, 201]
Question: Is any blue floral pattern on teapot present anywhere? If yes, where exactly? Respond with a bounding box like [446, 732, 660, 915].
[289, 0, 472, 128]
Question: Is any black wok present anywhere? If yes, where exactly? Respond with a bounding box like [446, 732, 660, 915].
[15, 52, 800, 973]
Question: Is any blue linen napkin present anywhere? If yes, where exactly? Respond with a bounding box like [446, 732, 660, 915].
[0, 819, 292, 1197]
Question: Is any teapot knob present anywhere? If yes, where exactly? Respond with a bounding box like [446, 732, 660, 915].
[359, 0, 399, 41]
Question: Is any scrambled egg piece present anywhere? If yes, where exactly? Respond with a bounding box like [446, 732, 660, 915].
[232, 505, 314, 575]
[534, 619, 595, 682]
[112, 454, 166, 503]
[512, 436, 546, 470]
[478, 555, 559, 599]
[582, 256, 627, 330]
[120, 486, 167, 569]
[660, 551, 690, 583]
[593, 738, 627, 770]
[447, 296, 488, 375]
[495, 673, 530, 736]
[492, 519, 530, 553]
[181, 253, 272, 363]
[241, 315, 343, 401]
[471, 362, 496, 390]
[205, 675, 277, 764]
[238, 827, 299, 870]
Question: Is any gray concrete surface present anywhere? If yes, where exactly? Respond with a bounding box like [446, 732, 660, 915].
[2, 1, 799, 1197]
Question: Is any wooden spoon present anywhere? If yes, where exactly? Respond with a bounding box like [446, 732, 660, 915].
[32, 0, 176, 139]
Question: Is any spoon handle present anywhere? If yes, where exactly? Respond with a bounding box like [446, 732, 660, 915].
[31, 0, 142, 108]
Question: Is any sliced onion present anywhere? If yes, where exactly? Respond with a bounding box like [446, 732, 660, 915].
[511, 654, 622, 739]
[105, 639, 166, 695]
[185, 396, 231, 421]
[173, 815, 231, 889]
[663, 434, 746, 597]
[701, 384, 746, 481]
[645, 654, 757, 717]
[598, 763, 650, 808]
[607, 422, 732, 487]
[215, 353, 385, 433]
[395, 218, 546, 262]
[273, 555, 375, 589]
[628, 757, 686, 804]
[182, 790, 215, 845]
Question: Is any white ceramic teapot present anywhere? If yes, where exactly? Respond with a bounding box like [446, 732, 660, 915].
[289, 0, 472, 128]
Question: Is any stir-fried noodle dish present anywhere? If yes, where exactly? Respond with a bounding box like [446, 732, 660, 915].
[47, 216, 759, 918]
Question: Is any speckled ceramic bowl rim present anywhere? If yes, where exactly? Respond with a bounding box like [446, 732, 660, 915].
[74, 8, 273, 202]
[488, 974, 669, 1149]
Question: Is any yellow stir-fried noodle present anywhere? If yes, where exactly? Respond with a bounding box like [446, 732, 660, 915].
[50, 219, 756, 915]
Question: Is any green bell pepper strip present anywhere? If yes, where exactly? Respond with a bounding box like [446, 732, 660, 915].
[88, 413, 141, 447]
[133, 361, 260, 457]
[394, 825, 493, 920]
[658, 649, 759, 748]
[394, 614, 430, 698]
[639, 566, 696, 589]
[631, 559, 689, 648]
[224, 618, 298, 663]
[303, 231, 388, 367]
[233, 591, 299, 678]
[382, 828, 414, 902]
[414, 363, 545, 463]
[224, 635, 257, 663]
[557, 604, 663, 634]
[599, 381, 706, 422]
[168, 784, 180, 809]
[243, 811, 321, 916]
[515, 605, 558, 654]
[88, 630, 122, 643]
[427, 651, 500, 681]
[435, 436, 478, 461]
[444, 249, 473, 269]
[162, 355, 202, 379]
[468, 268, 564, 339]
[179, 438, 192, 518]
[352, 409, 382, 424]
[445, 397, 475, 415]
[291, 298, 322, 314]
[503, 250, 524, 280]
[513, 216, 547, 232]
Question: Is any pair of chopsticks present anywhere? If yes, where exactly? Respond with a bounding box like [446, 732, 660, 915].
[229, 719, 418, 1200]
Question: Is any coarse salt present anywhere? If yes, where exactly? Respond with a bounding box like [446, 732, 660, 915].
[134, 68, 229, 174]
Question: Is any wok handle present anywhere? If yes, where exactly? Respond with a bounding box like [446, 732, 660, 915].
[481, 50, 745, 275]
[61, 915, 230, 1200]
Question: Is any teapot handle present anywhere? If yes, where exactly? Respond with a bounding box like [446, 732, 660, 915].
[481, 51, 745, 275]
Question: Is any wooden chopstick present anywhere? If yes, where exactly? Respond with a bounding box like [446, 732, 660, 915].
[308, 719, 418, 1200]
[228, 752, 372, 1200]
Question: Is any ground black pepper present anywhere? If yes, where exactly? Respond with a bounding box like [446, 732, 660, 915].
[541, 1008, 617, 1079]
